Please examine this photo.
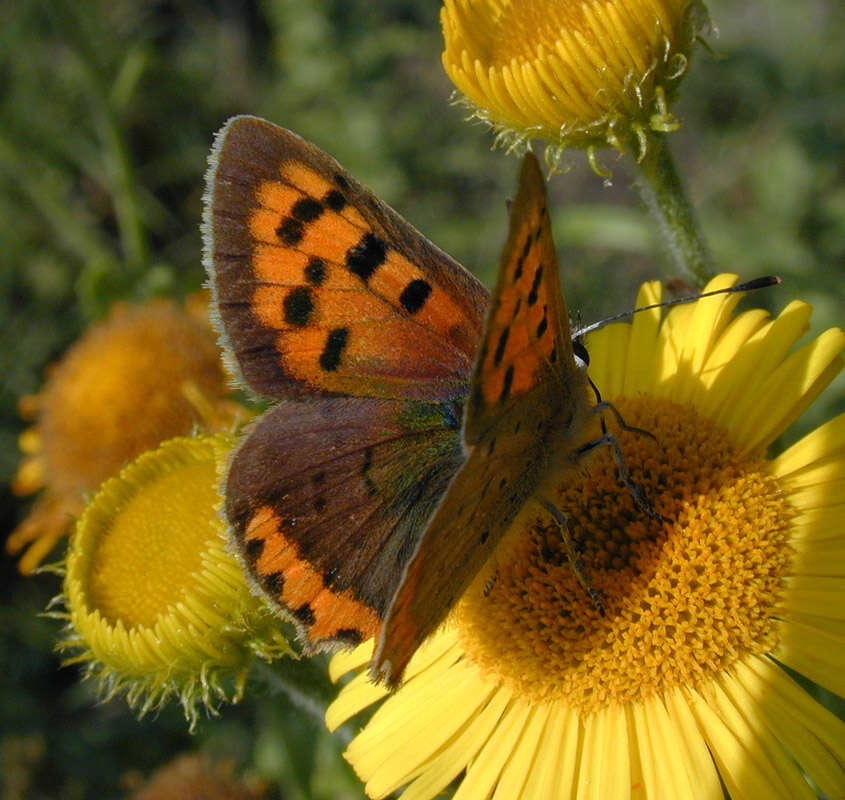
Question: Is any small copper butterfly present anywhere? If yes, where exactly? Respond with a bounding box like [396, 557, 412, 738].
[203, 116, 596, 685]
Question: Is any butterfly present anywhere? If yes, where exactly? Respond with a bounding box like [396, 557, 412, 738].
[203, 116, 596, 686]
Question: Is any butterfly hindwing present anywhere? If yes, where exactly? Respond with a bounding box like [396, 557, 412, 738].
[226, 396, 466, 649]
[203, 116, 489, 402]
[374, 153, 593, 684]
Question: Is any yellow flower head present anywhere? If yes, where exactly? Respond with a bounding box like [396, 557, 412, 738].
[59, 434, 291, 727]
[441, 0, 709, 163]
[327, 275, 845, 800]
[9, 297, 244, 574]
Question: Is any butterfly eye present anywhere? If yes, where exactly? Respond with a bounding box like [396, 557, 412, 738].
[572, 339, 590, 369]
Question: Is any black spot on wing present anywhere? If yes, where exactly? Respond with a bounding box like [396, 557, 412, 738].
[527, 265, 544, 306]
[333, 173, 350, 191]
[514, 235, 532, 281]
[265, 572, 284, 595]
[292, 197, 323, 222]
[294, 603, 316, 626]
[283, 286, 314, 327]
[399, 279, 432, 314]
[305, 257, 327, 286]
[324, 189, 346, 212]
[335, 628, 363, 646]
[536, 306, 548, 338]
[501, 364, 514, 402]
[347, 232, 387, 282]
[276, 217, 304, 245]
[245, 538, 264, 564]
[320, 328, 348, 371]
[493, 326, 510, 367]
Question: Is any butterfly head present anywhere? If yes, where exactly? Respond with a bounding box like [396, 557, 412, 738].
[572, 338, 590, 371]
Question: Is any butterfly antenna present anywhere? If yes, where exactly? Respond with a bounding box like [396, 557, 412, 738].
[574, 275, 781, 338]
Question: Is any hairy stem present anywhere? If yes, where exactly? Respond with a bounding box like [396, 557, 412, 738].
[633, 133, 715, 287]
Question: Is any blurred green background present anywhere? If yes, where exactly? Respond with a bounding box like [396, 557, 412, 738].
[1, 1, 842, 797]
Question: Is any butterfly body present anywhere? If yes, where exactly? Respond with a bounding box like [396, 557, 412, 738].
[204, 116, 594, 685]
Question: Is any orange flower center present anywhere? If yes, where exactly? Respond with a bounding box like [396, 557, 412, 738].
[456, 396, 794, 713]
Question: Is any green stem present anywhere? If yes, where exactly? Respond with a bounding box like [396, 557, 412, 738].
[252, 658, 353, 746]
[633, 133, 715, 287]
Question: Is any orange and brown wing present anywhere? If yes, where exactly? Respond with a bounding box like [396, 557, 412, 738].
[226, 396, 465, 650]
[464, 152, 579, 443]
[203, 116, 489, 402]
[374, 153, 593, 685]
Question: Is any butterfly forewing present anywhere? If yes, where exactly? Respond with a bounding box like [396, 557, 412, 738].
[374, 153, 593, 685]
[203, 116, 489, 401]
[466, 154, 579, 442]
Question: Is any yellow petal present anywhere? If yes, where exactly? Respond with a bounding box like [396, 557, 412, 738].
[577, 704, 631, 800]
[771, 412, 845, 477]
[696, 309, 771, 416]
[490, 703, 550, 799]
[715, 668, 818, 798]
[328, 639, 374, 683]
[400, 688, 511, 800]
[588, 322, 630, 398]
[453, 699, 532, 800]
[739, 655, 845, 799]
[709, 300, 812, 432]
[732, 327, 845, 453]
[517, 704, 576, 798]
[663, 686, 724, 798]
[771, 618, 845, 699]
[688, 682, 798, 800]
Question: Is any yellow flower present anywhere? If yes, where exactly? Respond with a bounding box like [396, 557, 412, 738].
[8, 297, 244, 574]
[58, 434, 291, 727]
[441, 0, 708, 162]
[327, 275, 845, 799]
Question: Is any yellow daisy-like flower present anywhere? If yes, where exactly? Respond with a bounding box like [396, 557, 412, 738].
[441, 0, 708, 162]
[8, 297, 244, 574]
[58, 434, 291, 727]
[327, 275, 845, 800]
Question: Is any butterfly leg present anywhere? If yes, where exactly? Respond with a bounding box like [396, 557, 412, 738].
[591, 399, 658, 443]
[538, 498, 606, 616]
[574, 429, 670, 524]
[587, 376, 609, 436]
[587, 382, 655, 442]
